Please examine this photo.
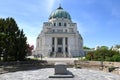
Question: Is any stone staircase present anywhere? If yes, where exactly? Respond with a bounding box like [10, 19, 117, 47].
[56, 53, 64, 57]
[49, 52, 70, 58]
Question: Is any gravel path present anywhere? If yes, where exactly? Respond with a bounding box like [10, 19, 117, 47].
[0, 68, 120, 80]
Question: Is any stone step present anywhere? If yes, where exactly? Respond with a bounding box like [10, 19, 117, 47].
[50, 52, 70, 58]
[56, 53, 64, 57]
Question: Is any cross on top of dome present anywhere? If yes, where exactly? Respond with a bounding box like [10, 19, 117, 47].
[57, 4, 63, 9]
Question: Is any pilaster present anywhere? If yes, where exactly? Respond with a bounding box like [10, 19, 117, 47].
[63, 37, 66, 57]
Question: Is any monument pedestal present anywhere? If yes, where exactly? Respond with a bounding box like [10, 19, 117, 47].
[49, 62, 74, 78]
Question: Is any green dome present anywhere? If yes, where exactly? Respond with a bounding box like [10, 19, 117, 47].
[49, 6, 71, 20]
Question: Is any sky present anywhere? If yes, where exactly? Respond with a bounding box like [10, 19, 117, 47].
[0, 0, 120, 48]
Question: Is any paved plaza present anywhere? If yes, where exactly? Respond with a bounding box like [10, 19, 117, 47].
[0, 68, 120, 80]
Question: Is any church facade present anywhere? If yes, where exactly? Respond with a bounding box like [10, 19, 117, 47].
[35, 6, 84, 57]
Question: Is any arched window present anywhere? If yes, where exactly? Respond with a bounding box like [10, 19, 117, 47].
[54, 23, 56, 26]
[59, 23, 61, 26]
[64, 23, 67, 27]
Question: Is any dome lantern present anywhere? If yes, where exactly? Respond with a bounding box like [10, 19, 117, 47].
[57, 4, 63, 9]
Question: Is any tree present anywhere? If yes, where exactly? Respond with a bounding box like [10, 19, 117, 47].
[83, 46, 91, 50]
[27, 44, 34, 56]
[85, 48, 120, 62]
[112, 54, 120, 62]
[0, 18, 6, 60]
[0, 17, 28, 61]
[16, 29, 28, 61]
[100, 46, 108, 50]
[85, 51, 94, 60]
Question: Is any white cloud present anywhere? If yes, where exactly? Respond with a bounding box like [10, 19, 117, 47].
[0, 0, 61, 48]
[44, 0, 62, 13]
[45, 0, 55, 13]
[14, 0, 62, 48]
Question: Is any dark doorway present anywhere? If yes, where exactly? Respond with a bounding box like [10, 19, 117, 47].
[58, 47, 62, 52]
[58, 38, 62, 45]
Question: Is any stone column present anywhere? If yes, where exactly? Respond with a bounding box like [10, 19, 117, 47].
[68, 46, 72, 57]
[63, 37, 66, 57]
[54, 37, 57, 57]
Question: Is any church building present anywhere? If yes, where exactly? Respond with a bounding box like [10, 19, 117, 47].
[35, 5, 84, 57]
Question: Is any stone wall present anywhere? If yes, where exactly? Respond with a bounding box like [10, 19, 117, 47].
[103, 61, 120, 67]
[74, 60, 120, 75]
[75, 61, 120, 67]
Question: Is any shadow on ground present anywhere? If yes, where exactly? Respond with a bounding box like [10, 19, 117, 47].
[0, 60, 52, 74]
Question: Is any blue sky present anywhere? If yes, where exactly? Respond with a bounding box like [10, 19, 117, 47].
[0, 0, 120, 48]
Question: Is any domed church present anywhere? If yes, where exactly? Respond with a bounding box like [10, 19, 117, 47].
[35, 5, 84, 57]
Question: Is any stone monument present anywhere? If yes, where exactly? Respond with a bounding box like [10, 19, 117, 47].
[49, 62, 74, 78]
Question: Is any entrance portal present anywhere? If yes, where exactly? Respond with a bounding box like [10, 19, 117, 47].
[58, 47, 62, 53]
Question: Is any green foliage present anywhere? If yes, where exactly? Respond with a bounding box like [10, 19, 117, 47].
[99, 46, 108, 50]
[112, 55, 120, 62]
[85, 51, 94, 60]
[85, 48, 120, 62]
[0, 17, 28, 61]
[83, 46, 90, 49]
